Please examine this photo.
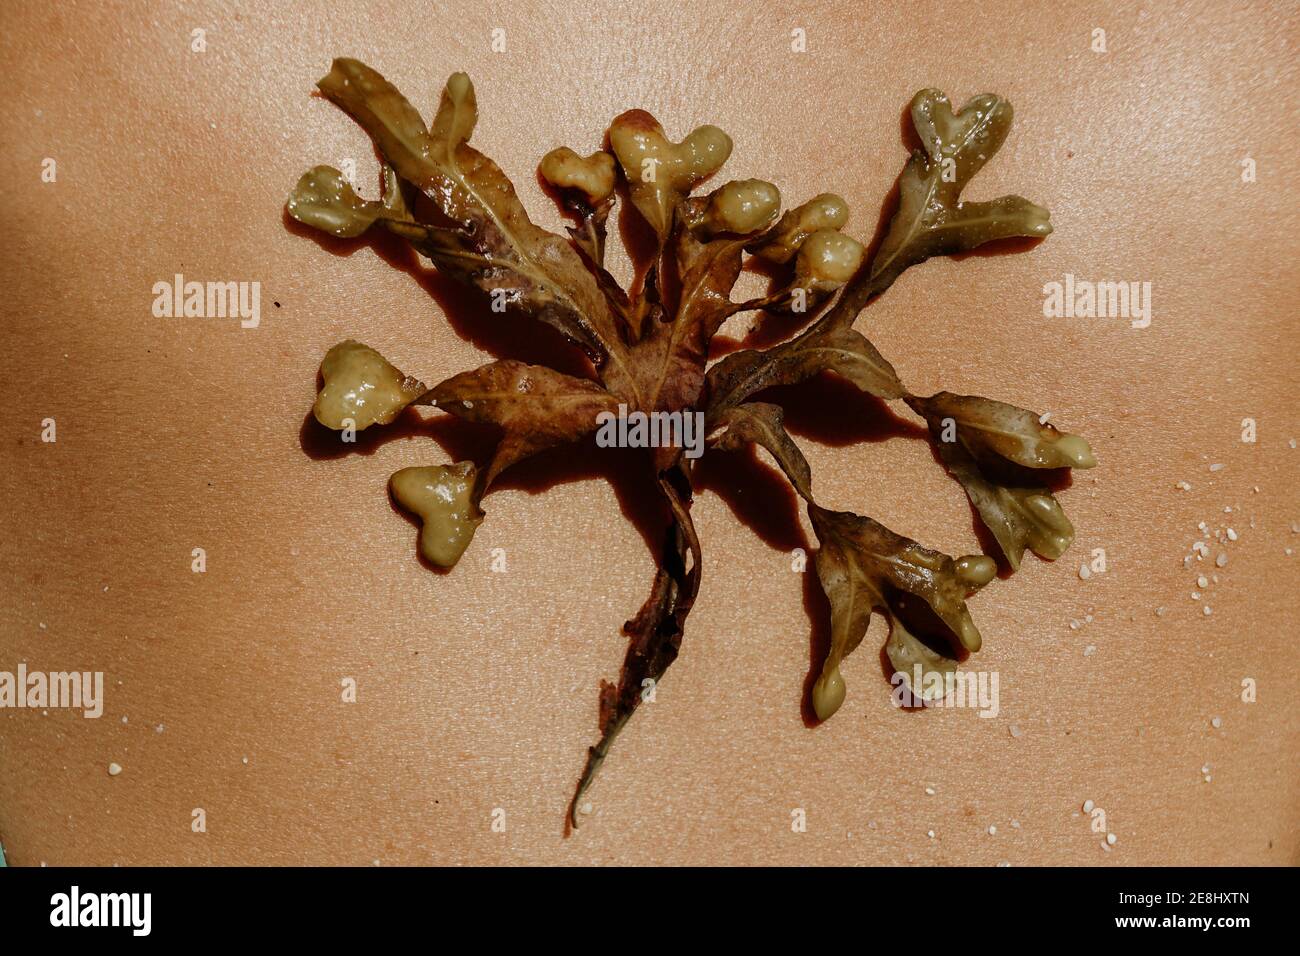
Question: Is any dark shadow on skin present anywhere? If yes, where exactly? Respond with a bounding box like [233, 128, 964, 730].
[298, 405, 485, 461]
[493, 440, 671, 557]
[800, 565, 832, 727]
[900, 99, 923, 153]
[866, 182, 905, 266]
[692, 371, 929, 726]
[594, 122, 666, 297]
[282, 208, 595, 380]
[383, 438, 670, 576]
[967, 505, 1011, 577]
[950, 234, 1046, 260]
[756, 373, 928, 447]
[302, 399, 670, 559]
[693, 444, 806, 553]
[614, 183, 661, 297]
[707, 255, 794, 357]
[692, 445, 831, 728]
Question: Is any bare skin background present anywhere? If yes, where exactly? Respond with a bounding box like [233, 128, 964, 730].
[0, 0, 1296, 865]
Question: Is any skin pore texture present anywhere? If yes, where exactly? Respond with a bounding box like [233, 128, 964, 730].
[1, 1, 1297, 865]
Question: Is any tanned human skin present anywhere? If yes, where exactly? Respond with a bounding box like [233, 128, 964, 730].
[0, 0, 1296, 865]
